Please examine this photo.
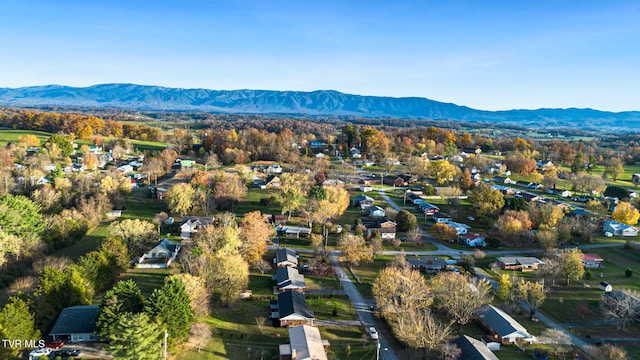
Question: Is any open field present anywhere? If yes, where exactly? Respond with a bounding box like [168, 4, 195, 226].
[119, 267, 174, 297]
[0, 129, 53, 146]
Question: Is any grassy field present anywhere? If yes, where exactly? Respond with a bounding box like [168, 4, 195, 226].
[0, 129, 53, 146]
[53, 223, 109, 260]
[119, 267, 174, 297]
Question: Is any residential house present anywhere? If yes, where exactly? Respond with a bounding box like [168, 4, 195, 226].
[273, 266, 306, 293]
[419, 202, 440, 215]
[547, 188, 572, 197]
[407, 257, 448, 273]
[367, 205, 386, 217]
[265, 214, 287, 224]
[322, 179, 345, 188]
[515, 192, 540, 203]
[451, 335, 499, 360]
[49, 305, 100, 342]
[449, 222, 470, 235]
[116, 164, 134, 173]
[271, 291, 315, 327]
[262, 175, 282, 189]
[582, 253, 604, 269]
[276, 225, 312, 238]
[359, 176, 378, 186]
[496, 257, 544, 272]
[137, 239, 181, 269]
[315, 153, 326, 159]
[603, 220, 639, 237]
[433, 212, 452, 224]
[310, 141, 326, 149]
[279, 325, 329, 360]
[491, 185, 516, 195]
[537, 160, 554, 172]
[493, 176, 513, 184]
[408, 192, 423, 204]
[180, 159, 196, 168]
[351, 194, 375, 209]
[265, 164, 283, 174]
[460, 233, 488, 247]
[383, 176, 407, 187]
[275, 248, 299, 268]
[475, 305, 534, 344]
[361, 216, 397, 239]
[180, 216, 215, 239]
[632, 174, 640, 184]
[359, 185, 373, 192]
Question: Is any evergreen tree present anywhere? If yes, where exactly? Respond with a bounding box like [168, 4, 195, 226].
[396, 210, 417, 232]
[96, 280, 145, 339]
[105, 312, 163, 360]
[145, 277, 194, 348]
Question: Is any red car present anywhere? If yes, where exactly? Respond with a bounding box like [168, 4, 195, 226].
[45, 340, 64, 350]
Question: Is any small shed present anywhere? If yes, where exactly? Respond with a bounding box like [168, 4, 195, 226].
[599, 281, 612, 292]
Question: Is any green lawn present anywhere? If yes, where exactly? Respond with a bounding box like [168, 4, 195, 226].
[0, 129, 53, 146]
[119, 267, 174, 297]
[53, 223, 109, 260]
[307, 297, 358, 321]
[347, 256, 396, 298]
[234, 188, 281, 216]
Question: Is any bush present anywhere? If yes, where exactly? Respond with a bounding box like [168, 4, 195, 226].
[625, 267, 633, 277]
[259, 196, 277, 206]
[584, 270, 592, 280]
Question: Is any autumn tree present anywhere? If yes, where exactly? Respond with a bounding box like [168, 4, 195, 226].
[430, 272, 493, 331]
[210, 171, 247, 211]
[372, 263, 431, 320]
[428, 160, 459, 186]
[605, 158, 624, 182]
[496, 210, 532, 246]
[168, 274, 210, 317]
[469, 183, 504, 218]
[338, 234, 374, 267]
[516, 279, 546, 320]
[429, 223, 457, 243]
[584, 343, 629, 360]
[601, 289, 640, 331]
[528, 202, 564, 229]
[208, 254, 249, 306]
[239, 211, 274, 266]
[497, 274, 514, 302]
[393, 307, 454, 360]
[560, 248, 584, 285]
[612, 201, 640, 225]
[108, 219, 157, 256]
[166, 183, 196, 216]
[194, 224, 242, 258]
[535, 229, 559, 250]
[279, 173, 308, 219]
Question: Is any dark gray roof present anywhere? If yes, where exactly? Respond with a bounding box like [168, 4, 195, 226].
[276, 248, 298, 265]
[275, 267, 306, 288]
[475, 305, 531, 339]
[452, 335, 498, 360]
[277, 291, 314, 319]
[407, 257, 447, 268]
[49, 305, 100, 336]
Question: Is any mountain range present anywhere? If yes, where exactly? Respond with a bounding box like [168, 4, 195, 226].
[1, 84, 639, 130]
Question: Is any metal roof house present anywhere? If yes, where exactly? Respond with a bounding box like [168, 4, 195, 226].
[451, 335, 499, 360]
[279, 325, 329, 360]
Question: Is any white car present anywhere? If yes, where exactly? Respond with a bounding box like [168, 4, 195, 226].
[368, 326, 379, 340]
[29, 347, 52, 359]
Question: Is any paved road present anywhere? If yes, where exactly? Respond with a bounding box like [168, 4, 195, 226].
[330, 255, 398, 360]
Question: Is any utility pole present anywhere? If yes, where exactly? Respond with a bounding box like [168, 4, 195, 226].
[376, 340, 380, 360]
[164, 329, 168, 360]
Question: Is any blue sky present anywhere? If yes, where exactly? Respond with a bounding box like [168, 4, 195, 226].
[1, 0, 639, 111]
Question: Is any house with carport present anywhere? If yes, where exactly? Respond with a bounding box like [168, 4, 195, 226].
[475, 305, 534, 344]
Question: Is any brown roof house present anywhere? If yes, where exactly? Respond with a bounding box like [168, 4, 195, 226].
[475, 305, 534, 344]
[496, 257, 544, 272]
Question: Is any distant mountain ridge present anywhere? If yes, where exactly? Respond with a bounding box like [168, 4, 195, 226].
[1, 83, 639, 130]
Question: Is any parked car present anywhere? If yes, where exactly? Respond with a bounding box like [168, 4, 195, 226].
[56, 349, 81, 357]
[368, 326, 379, 340]
[29, 347, 52, 358]
[45, 340, 64, 349]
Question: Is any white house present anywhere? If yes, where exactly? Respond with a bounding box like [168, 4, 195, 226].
[603, 220, 639, 237]
[433, 212, 452, 224]
[116, 164, 134, 173]
[368, 205, 386, 217]
[180, 216, 215, 238]
[449, 222, 470, 235]
[137, 239, 181, 268]
[279, 325, 329, 360]
[459, 233, 487, 247]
